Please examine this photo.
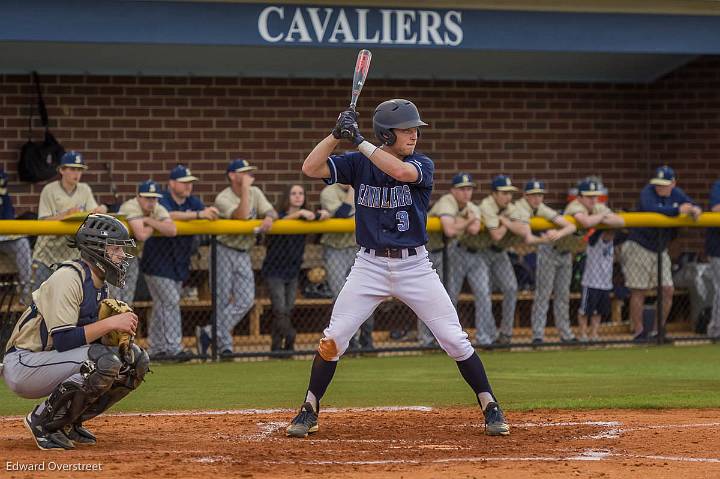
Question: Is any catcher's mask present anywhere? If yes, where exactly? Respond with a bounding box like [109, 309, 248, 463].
[68, 214, 135, 287]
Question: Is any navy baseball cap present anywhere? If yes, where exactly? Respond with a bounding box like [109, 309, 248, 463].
[138, 179, 162, 198]
[0, 170, 7, 195]
[649, 166, 676, 186]
[491, 175, 518, 192]
[60, 151, 88, 169]
[577, 179, 603, 196]
[452, 172, 476, 188]
[169, 165, 198, 183]
[227, 158, 257, 173]
[524, 179, 546, 194]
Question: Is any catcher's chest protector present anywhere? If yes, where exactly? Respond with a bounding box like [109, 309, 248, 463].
[56, 261, 108, 327]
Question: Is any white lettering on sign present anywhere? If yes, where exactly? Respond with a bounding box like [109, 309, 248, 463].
[257, 6, 463, 46]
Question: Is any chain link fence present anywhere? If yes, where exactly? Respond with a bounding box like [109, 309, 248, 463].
[0, 223, 716, 362]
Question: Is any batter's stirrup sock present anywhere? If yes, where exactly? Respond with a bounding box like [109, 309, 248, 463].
[307, 352, 337, 410]
[456, 353, 494, 405]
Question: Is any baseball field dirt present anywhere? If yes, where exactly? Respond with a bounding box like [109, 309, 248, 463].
[2, 407, 719, 478]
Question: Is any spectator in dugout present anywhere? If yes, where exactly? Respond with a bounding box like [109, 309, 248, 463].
[261, 184, 329, 352]
[577, 229, 616, 342]
[0, 170, 33, 305]
[110, 180, 176, 304]
[143, 165, 218, 361]
[32, 151, 107, 289]
[620, 166, 701, 341]
[704, 178, 720, 341]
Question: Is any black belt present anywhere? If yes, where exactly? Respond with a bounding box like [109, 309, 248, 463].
[459, 245, 479, 254]
[364, 247, 417, 259]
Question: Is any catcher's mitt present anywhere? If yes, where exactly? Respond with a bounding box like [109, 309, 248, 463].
[97, 298, 134, 358]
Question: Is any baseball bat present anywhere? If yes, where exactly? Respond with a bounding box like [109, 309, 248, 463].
[340, 49, 372, 139]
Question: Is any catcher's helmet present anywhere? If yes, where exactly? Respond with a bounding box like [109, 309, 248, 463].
[372, 99, 428, 146]
[68, 214, 135, 287]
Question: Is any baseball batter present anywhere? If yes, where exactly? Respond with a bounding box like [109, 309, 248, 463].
[287, 99, 509, 438]
[1, 214, 148, 450]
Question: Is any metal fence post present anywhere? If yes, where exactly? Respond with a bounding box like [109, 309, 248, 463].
[442, 234, 449, 290]
[656, 248, 665, 345]
[210, 235, 218, 361]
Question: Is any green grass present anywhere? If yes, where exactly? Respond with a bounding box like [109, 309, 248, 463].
[1, 344, 718, 416]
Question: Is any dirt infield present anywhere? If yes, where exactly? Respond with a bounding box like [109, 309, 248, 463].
[1, 407, 719, 478]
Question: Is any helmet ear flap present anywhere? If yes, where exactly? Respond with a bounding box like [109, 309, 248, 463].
[379, 129, 396, 146]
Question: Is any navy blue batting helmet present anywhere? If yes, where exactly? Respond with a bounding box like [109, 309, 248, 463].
[372, 99, 428, 146]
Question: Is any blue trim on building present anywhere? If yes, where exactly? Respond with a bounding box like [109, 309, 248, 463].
[1, 1, 720, 54]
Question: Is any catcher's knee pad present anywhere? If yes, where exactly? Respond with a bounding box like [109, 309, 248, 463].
[85, 343, 123, 396]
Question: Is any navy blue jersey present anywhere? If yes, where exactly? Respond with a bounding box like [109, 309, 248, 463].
[324, 150, 433, 250]
[141, 191, 204, 281]
[627, 184, 695, 253]
[706, 180, 720, 257]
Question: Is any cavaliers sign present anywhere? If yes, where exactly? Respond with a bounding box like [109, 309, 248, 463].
[258, 6, 464, 46]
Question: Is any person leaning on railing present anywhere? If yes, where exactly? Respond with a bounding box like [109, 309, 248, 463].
[448, 175, 528, 347]
[261, 184, 329, 352]
[0, 169, 33, 305]
[31, 152, 107, 289]
[212, 159, 277, 359]
[530, 179, 624, 344]
[620, 166, 701, 342]
[142, 165, 218, 361]
[109, 180, 176, 306]
[417, 172, 479, 347]
[704, 178, 720, 341]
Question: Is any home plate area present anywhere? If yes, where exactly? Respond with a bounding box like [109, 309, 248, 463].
[1, 407, 719, 478]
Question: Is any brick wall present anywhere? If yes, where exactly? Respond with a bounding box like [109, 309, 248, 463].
[0, 57, 717, 217]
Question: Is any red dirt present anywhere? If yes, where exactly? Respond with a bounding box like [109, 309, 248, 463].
[2, 408, 719, 478]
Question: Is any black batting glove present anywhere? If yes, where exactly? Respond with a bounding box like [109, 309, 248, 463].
[332, 110, 358, 139]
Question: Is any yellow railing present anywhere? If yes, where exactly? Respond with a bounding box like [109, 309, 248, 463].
[0, 212, 719, 236]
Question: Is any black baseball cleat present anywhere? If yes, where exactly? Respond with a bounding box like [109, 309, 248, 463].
[24, 407, 75, 450]
[63, 423, 97, 445]
[286, 402, 318, 438]
[483, 402, 510, 436]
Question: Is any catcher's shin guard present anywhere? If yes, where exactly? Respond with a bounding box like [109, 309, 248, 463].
[80, 344, 149, 423]
[44, 344, 122, 432]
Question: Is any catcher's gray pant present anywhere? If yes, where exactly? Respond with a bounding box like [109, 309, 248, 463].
[216, 244, 255, 353]
[447, 246, 493, 346]
[2, 346, 90, 399]
[708, 257, 720, 338]
[31, 260, 53, 293]
[531, 245, 575, 341]
[144, 274, 183, 355]
[108, 259, 139, 304]
[0, 238, 32, 304]
[418, 250, 444, 346]
[324, 245, 374, 347]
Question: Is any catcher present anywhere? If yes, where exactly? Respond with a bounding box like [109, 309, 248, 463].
[1, 214, 149, 450]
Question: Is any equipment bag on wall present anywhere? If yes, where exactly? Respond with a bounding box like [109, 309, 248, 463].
[18, 72, 65, 182]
